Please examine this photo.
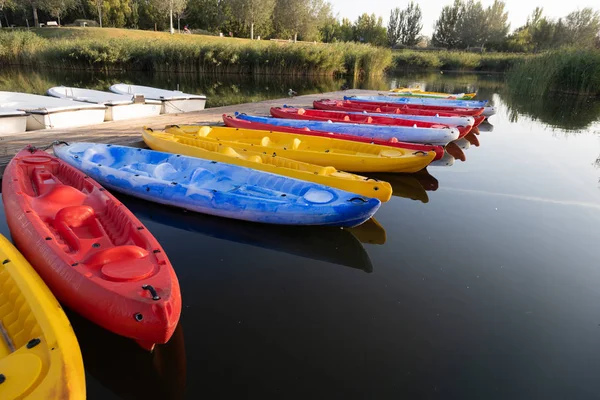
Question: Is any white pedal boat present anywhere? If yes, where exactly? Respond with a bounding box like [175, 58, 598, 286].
[0, 108, 28, 136]
[0, 91, 106, 131]
[109, 84, 207, 114]
[47, 86, 162, 122]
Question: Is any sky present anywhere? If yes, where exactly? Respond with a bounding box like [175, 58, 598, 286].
[328, 0, 599, 36]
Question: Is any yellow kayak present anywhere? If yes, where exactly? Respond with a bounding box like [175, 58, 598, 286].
[142, 127, 392, 202]
[389, 87, 477, 100]
[162, 125, 435, 174]
[0, 235, 85, 400]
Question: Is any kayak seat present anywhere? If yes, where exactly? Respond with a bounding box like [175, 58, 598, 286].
[218, 146, 242, 159]
[292, 138, 302, 150]
[189, 168, 214, 184]
[247, 155, 263, 163]
[53, 205, 106, 252]
[89, 246, 153, 282]
[196, 126, 212, 138]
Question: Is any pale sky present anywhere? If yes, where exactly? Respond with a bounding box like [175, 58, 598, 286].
[328, 0, 599, 36]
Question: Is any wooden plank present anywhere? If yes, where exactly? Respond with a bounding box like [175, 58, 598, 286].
[0, 89, 381, 178]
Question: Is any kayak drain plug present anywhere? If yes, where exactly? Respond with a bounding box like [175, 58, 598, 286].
[135, 313, 144, 322]
[142, 284, 161, 300]
[26, 338, 41, 349]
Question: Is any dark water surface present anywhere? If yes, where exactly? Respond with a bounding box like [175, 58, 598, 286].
[1, 70, 600, 399]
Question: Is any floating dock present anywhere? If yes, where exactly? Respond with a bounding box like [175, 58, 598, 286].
[0, 89, 380, 178]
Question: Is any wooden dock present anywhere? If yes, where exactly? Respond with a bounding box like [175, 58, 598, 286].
[0, 89, 380, 178]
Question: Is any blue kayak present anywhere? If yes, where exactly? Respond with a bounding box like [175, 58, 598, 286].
[52, 142, 381, 227]
[234, 113, 459, 145]
[344, 95, 488, 109]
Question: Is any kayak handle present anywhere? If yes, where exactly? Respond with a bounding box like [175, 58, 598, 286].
[413, 151, 428, 156]
[142, 284, 161, 301]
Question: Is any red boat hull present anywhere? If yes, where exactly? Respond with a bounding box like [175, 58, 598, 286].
[314, 100, 486, 125]
[2, 147, 182, 346]
[222, 114, 445, 161]
[270, 107, 472, 138]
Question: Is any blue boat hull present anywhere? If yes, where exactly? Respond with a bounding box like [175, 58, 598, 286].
[235, 113, 459, 145]
[53, 142, 381, 227]
[344, 95, 488, 108]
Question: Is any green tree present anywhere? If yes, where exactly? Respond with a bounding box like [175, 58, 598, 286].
[273, 0, 308, 41]
[398, 1, 422, 46]
[353, 13, 387, 46]
[0, 0, 15, 27]
[42, 0, 77, 24]
[563, 8, 600, 48]
[229, 0, 274, 39]
[88, 0, 103, 26]
[337, 17, 353, 41]
[458, 0, 487, 48]
[431, 0, 462, 48]
[184, 0, 222, 32]
[484, 0, 509, 49]
[387, 7, 401, 47]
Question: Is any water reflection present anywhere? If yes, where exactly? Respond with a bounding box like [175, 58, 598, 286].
[367, 173, 430, 203]
[119, 194, 374, 273]
[476, 121, 494, 132]
[0, 68, 346, 108]
[346, 218, 386, 245]
[501, 90, 600, 131]
[66, 310, 187, 400]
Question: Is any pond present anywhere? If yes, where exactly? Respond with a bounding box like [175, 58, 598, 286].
[1, 68, 600, 399]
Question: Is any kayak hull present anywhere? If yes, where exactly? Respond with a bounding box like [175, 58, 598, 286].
[165, 124, 436, 173]
[0, 235, 86, 400]
[233, 113, 460, 146]
[142, 127, 393, 202]
[345, 95, 488, 108]
[223, 114, 444, 160]
[2, 148, 182, 346]
[270, 107, 472, 138]
[313, 100, 487, 122]
[53, 142, 381, 227]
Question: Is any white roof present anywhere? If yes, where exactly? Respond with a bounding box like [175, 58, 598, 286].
[109, 83, 207, 101]
[0, 91, 106, 114]
[47, 86, 161, 106]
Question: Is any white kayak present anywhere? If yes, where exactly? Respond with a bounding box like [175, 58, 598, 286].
[0, 108, 28, 136]
[109, 84, 207, 114]
[0, 91, 106, 131]
[47, 86, 162, 122]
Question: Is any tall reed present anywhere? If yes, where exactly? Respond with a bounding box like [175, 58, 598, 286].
[392, 50, 525, 72]
[506, 49, 600, 96]
[0, 31, 393, 77]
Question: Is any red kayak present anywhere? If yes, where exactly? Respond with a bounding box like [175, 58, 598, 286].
[2, 147, 182, 349]
[222, 114, 445, 160]
[314, 100, 486, 125]
[270, 107, 472, 138]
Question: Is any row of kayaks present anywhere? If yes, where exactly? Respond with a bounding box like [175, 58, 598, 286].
[0, 84, 207, 134]
[0, 90, 492, 398]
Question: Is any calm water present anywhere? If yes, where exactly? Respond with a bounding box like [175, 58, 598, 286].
[1, 70, 600, 399]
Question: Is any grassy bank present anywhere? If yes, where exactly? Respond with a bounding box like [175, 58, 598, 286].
[506, 49, 600, 96]
[0, 28, 392, 77]
[392, 50, 525, 72]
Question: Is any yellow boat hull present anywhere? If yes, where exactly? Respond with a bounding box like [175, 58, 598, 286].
[0, 235, 85, 400]
[162, 125, 435, 174]
[390, 88, 477, 100]
[143, 128, 393, 202]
